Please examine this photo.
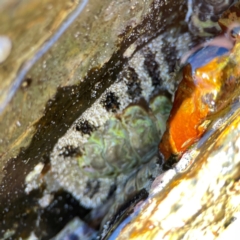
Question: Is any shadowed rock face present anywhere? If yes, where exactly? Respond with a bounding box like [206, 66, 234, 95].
[0, 0, 238, 239]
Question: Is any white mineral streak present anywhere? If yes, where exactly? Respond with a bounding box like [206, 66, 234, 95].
[123, 43, 137, 58]
[150, 169, 176, 194]
[38, 194, 54, 208]
[26, 232, 38, 240]
[0, 35, 11, 63]
[175, 149, 199, 172]
[25, 162, 44, 194]
[150, 148, 199, 195]
[25, 162, 60, 206]
[185, 0, 193, 22]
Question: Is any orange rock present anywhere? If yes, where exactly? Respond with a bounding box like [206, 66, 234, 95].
[159, 28, 240, 161]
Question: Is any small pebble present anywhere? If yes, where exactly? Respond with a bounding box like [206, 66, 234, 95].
[0, 35, 12, 63]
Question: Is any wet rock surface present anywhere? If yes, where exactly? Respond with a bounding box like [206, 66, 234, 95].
[0, 0, 239, 239]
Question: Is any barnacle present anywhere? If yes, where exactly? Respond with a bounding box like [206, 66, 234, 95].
[0, 35, 11, 63]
